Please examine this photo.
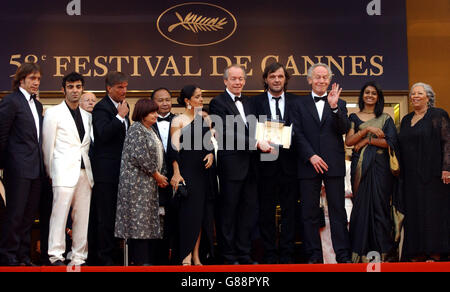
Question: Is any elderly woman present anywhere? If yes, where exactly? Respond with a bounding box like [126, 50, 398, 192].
[115, 99, 169, 266]
[399, 83, 450, 262]
[345, 82, 399, 263]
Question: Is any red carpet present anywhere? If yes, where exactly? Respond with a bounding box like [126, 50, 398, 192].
[0, 262, 449, 272]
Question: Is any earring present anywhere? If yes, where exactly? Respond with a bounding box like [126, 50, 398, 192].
[187, 104, 192, 110]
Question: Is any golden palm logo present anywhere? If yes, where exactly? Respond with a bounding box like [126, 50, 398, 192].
[157, 2, 237, 47]
[168, 12, 228, 34]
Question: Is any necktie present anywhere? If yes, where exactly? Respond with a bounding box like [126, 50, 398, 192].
[158, 116, 171, 122]
[30, 94, 37, 102]
[235, 96, 244, 103]
[314, 95, 328, 103]
[272, 96, 283, 121]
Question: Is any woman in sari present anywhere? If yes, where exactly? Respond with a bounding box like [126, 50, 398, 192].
[345, 82, 399, 263]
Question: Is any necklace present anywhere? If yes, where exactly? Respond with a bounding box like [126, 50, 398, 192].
[414, 107, 427, 116]
[361, 110, 374, 114]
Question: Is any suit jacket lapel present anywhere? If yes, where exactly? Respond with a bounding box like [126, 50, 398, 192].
[18, 91, 39, 143]
[223, 92, 249, 128]
[37, 102, 44, 144]
[80, 109, 91, 144]
[321, 102, 331, 127]
[105, 96, 130, 132]
[304, 94, 321, 126]
[262, 93, 272, 120]
[104, 95, 119, 115]
[61, 102, 82, 144]
[284, 93, 291, 124]
[223, 91, 242, 117]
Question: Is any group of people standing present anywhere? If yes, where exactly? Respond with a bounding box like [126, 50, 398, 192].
[0, 61, 448, 267]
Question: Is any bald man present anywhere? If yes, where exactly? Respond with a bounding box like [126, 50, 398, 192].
[80, 92, 97, 113]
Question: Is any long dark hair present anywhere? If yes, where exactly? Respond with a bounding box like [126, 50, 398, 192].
[358, 81, 385, 118]
[12, 62, 42, 91]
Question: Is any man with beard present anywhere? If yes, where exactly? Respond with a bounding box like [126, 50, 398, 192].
[252, 63, 299, 264]
[42, 72, 94, 266]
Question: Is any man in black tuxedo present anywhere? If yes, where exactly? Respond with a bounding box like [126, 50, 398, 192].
[209, 65, 270, 265]
[293, 63, 352, 264]
[90, 71, 130, 266]
[151, 87, 177, 265]
[0, 63, 44, 266]
[252, 63, 299, 264]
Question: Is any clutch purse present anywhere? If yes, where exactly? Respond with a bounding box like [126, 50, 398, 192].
[174, 182, 188, 199]
[388, 147, 400, 177]
[319, 206, 326, 228]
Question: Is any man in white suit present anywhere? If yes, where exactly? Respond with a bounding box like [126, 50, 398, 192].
[42, 72, 94, 266]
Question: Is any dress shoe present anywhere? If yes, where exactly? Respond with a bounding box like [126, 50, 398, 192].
[239, 258, 259, 265]
[20, 261, 39, 267]
[264, 258, 279, 265]
[0, 260, 21, 266]
[337, 258, 352, 264]
[51, 260, 66, 266]
[307, 258, 323, 264]
[224, 260, 240, 265]
[279, 257, 295, 265]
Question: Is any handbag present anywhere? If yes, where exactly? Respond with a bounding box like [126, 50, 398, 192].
[388, 147, 400, 177]
[173, 182, 188, 199]
[319, 206, 326, 228]
[319, 195, 326, 228]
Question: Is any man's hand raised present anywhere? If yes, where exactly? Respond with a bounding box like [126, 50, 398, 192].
[117, 100, 129, 119]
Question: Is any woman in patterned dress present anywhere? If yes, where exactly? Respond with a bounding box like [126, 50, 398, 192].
[115, 99, 169, 265]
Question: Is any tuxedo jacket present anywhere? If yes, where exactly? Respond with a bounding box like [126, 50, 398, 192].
[0, 90, 44, 179]
[293, 94, 350, 179]
[91, 96, 130, 184]
[42, 102, 94, 188]
[152, 112, 176, 207]
[252, 92, 298, 178]
[209, 91, 258, 181]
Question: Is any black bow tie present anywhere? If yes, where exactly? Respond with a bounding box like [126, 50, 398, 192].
[235, 96, 244, 103]
[158, 116, 171, 122]
[314, 95, 328, 103]
[30, 94, 37, 102]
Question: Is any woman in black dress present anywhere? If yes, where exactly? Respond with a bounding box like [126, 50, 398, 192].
[169, 85, 216, 266]
[399, 82, 450, 262]
[345, 82, 399, 262]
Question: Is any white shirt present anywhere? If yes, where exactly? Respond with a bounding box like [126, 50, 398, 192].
[312, 91, 327, 121]
[226, 88, 248, 125]
[108, 96, 128, 132]
[267, 91, 285, 121]
[156, 113, 171, 152]
[19, 87, 40, 141]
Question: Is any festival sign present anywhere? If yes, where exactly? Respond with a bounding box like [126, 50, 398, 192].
[0, 0, 408, 92]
